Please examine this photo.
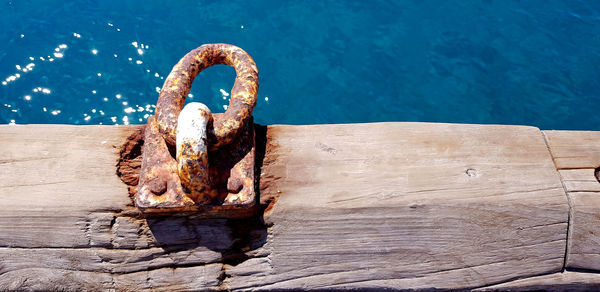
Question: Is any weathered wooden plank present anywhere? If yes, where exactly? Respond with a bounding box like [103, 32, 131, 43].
[565, 192, 600, 271]
[0, 123, 575, 290]
[0, 125, 135, 247]
[475, 271, 600, 291]
[558, 169, 600, 193]
[543, 130, 600, 272]
[543, 130, 600, 169]
[0, 125, 233, 289]
[0, 246, 222, 274]
[0, 265, 223, 291]
[227, 123, 569, 290]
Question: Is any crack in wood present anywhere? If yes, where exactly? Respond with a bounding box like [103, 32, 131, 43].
[542, 131, 573, 272]
[0, 156, 65, 165]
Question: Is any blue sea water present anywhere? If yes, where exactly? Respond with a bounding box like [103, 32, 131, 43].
[1, 0, 599, 130]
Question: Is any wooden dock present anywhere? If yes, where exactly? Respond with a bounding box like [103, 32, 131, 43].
[1, 122, 599, 291]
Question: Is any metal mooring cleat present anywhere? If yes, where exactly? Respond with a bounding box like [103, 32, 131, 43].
[135, 43, 258, 217]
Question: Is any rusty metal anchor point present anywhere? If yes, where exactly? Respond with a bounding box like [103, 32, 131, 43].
[135, 44, 258, 217]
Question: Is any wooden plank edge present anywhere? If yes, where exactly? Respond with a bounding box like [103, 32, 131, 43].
[475, 271, 600, 291]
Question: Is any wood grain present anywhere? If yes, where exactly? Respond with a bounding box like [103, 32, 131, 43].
[543, 130, 600, 169]
[558, 169, 600, 193]
[0, 125, 133, 247]
[0, 123, 581, 290]
[567, 192, 600, 271]
[230, 123, 569, 290]
[544, 130, 600, 272]
[475, 271, 600, 291]
[0, 125, 234, 290]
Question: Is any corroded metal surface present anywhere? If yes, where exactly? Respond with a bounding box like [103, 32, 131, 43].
[155, 43, 259, 149]
[135, 44, 258, 216]
[176, 102, 213, 203]
[136, 116, 256, 216]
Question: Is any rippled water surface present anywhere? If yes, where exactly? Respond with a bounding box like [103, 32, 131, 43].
[1, 0, 600, 129]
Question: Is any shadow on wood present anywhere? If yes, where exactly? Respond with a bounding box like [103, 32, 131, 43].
[145, 216, 268, 265]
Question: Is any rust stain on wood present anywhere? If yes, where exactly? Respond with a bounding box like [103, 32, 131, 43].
[116, 125, 145, 198]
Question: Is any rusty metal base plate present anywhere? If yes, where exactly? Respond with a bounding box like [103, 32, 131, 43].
[135, 114, 256, 218]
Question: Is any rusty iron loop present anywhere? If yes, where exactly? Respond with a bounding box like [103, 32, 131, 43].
[155, 43, 259, 150]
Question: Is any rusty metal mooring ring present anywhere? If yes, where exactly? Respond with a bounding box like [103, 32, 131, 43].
[156, 43, 259, 149]
[135, 44, 258, 214]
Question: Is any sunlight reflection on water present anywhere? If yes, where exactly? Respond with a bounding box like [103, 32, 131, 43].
[1, 0, 600, 130]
